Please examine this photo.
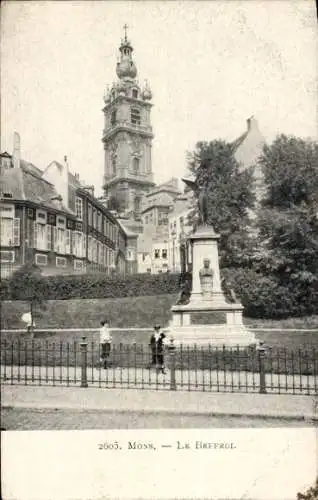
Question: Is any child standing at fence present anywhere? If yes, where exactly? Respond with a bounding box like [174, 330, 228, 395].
[149, 325, 167, 374]
[99, 319, 112, 369]
[21, 311, 35, 334]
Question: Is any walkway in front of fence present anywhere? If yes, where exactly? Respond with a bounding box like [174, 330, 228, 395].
[1, 364, 316, 395]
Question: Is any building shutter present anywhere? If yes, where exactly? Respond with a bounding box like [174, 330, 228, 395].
[53, 227, 58, 252]
[13, 218, 20, 246]
[46, 225, 52, 250]
[34, 222, 39, 249]
[82, 234, 86, 259]
[65, 229, 71, 254]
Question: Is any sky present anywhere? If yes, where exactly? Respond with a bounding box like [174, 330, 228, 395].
[1, 0, 317, 196]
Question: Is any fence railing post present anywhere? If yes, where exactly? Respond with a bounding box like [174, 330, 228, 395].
[80, 337, 88, 388]
[258, 341, 266, 394]
[169, 338, 177, 391]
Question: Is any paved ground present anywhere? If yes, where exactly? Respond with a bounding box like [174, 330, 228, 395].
[2, 384, 317, 421]
[2, 407, 314, 430]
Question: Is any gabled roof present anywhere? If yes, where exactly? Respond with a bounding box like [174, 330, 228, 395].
[231, 116, 265, 170]
[22, 166, 73, 213]
[117, 218, 139, 238]
[0, 158, 73, 214]
[0, 151, 12, 158]
[0, 166, 25, 199]
[146, 178, 180, 198]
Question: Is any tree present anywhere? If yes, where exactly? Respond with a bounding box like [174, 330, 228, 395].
[186, 140, 256, 267]
[255, 135, 318, 316]
[9, 263, 48, 335]
[259, 135, 318, 209]
[297, 477, 318, 500]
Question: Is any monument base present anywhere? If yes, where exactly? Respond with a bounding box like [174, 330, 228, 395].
[166, 301, 258, 347]
[165, 324, 258, 347]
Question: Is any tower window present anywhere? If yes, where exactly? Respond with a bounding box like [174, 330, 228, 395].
[112, 155, 117, 174]
[132, 89, 138, 98]
[132, 157, 140, 175]
[134, 196, 141, 214]
[131, 107, 140, 125]
[111, 110, 117, 126]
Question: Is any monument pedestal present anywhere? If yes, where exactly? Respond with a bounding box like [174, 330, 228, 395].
[166, 225, 258, 347]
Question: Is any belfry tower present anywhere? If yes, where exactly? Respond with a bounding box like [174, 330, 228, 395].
[102, 26, 155, 218]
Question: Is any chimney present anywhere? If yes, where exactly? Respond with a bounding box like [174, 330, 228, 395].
[12, 132, 21, 169]
[61, 155, 69, 208]
[247, 116, 256, 132]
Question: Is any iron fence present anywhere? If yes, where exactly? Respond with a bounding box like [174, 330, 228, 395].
[1, 337, 317, 395]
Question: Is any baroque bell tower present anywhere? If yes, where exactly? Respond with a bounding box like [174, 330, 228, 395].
[102, 25, 155, 217]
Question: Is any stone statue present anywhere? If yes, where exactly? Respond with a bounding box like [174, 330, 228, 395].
[176, 280, 190, 305]
[221, 277, 238, 303]
[199, 258, 214, 296]
[182, 176, 209, 226]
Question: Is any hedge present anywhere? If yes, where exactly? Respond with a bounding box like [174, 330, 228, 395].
[0, 272, 181, 301]
[1, 267, 317, 319]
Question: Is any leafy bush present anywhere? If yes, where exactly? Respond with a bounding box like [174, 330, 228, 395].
[221, 268, 318, 319]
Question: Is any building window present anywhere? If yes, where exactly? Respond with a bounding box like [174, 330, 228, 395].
[97, 212, 102, 232]
[53, 227, 67, 254]
[72, 231, 84, 258]
[57, 216, 66, 228]
[132, 89, 138, 98]
[111, 110, 117, 126]
[0, 204, 20, 247]
[74, 259, 84, 272]
[111, 154, 117, 174]
[36, 210, 47, 224]
[35, 223, 48, 251]
[88, 204, 93, 226]
[56, 257, 67, 268]
[35, 253, 48, 266]
[75, 197, 83, 220]
[154, 249, 160, 259]
[131, 107, 141, 125]
[159, 210, 169, 226]
[93, 240, 96, 263]
[162, 249, 167, 259]
[0, 218, 13, 246]
[134, 196, 141, 214]
[93, 209, 97, 229]
[88, 236, 93, 261]
[0, 250, 15, 263]
[132, 157, 140, 175]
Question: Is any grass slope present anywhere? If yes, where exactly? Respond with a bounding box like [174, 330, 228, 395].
[1, 295, 318, 349]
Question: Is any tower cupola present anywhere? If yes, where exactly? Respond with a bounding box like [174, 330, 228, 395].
[116, 24, 137, 80]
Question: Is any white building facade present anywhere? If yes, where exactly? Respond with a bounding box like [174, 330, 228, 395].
[168, 195, 192, 273]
